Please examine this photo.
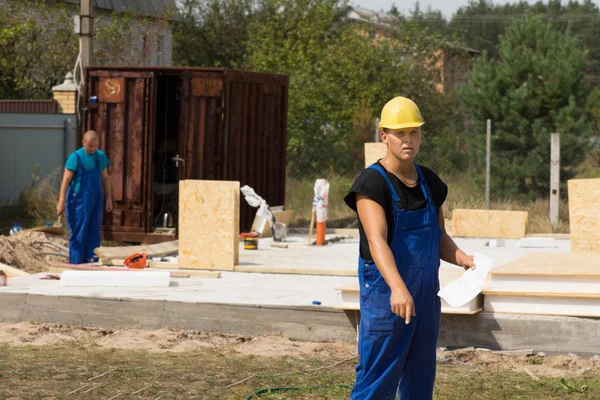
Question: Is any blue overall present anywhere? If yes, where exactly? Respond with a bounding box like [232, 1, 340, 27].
[66, 152, 103, 264]
[350, 164, 442, 400]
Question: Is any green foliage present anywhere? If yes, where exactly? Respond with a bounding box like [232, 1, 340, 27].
[173, 0, 263, 68]
[0, 1, 76, 99]
[449, 0, 600, 86]
[461, 14, 593, 198]
[244, 0, 457, 178]
[0, 0, 168, 100]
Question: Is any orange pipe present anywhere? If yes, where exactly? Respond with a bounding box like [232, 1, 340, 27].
[316, 221, 326, 246]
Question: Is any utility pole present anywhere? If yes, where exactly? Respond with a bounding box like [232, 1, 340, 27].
[79, 0, 94, 69]
[550, 133, 560, 232]
[485, 119, 491, 210]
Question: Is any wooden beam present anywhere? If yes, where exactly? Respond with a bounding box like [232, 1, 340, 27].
[451, 209, 528, 239]
[0, 262, 29, 277]
[94, 241, 178, 263]
[568, 178, 600, 253]
[179, 180, 240, 270]
[364, 143, 386, 167]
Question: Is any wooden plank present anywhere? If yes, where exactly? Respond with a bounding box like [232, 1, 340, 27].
[490, 253, 600, 277]
[364, 143, 387, 167]
[451, 209, 528, 239]
[235, 265, 357, 277]
[94, 241, 178, 263]
[568, 178, 600, 253]
[484, 293, 600, 317]
[24, 226, 66, 235]
[483, 290, 600, 299]
[179, 180, 239, 270]
[0, 262, 29, 277]
[49, 265, 190, 279]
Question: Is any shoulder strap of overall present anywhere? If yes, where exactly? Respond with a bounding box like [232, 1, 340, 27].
[94, 152, 100, 169]
[74, 151, 84, 170]
[367, 164, 402, 208]
[414, 164, 432, 202]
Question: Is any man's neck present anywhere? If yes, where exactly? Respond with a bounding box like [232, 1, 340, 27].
[382, 155, 416, 179]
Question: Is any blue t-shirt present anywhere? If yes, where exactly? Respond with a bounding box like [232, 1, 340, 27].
[65, 148, 110, 194]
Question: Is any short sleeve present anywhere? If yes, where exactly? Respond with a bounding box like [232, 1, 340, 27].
[344, 168, 389, 212]
[98, 151, 110, 171]
[65, 152, 78, 171]
[419, 166, 448, 208]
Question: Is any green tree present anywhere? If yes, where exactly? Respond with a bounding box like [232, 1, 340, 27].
[460, 14, 593, 198]
[0, 0, 169, 99]
[245, 0, 455, 177]
[173, 0, 264, 68]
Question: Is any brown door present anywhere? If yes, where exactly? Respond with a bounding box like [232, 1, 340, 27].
[83, 69, 156, 236]
[178, 71, 225, 181]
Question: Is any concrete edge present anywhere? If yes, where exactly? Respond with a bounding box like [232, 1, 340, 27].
[0, 293, 598, 354]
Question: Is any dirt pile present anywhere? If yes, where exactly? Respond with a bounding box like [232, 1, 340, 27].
[0, 231, 68, 273]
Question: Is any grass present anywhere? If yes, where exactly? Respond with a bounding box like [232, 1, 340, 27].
[286, 172, 573, 233]
[0, 343, 598, 399]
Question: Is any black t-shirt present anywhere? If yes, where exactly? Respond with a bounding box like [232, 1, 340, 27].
[344, 161, 448, 260]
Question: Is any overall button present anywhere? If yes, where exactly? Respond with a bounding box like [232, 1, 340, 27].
[365, 284, 370, 288]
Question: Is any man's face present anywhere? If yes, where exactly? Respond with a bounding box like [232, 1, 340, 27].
[82, 138, 99, 155]
[382, 127, 422, 162]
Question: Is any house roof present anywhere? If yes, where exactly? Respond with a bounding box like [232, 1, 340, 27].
[61, 0, 179, 20]
[346, 5, 398, 29]
[347, 5, 481, 55]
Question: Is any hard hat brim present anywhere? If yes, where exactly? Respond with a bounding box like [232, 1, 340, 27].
[378, 121, 425, 130]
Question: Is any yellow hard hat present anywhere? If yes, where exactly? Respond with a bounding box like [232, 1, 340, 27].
[378, 97, 425, 130]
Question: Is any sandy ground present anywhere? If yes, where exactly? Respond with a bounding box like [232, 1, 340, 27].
[0, 322, 598, 379]
[0, 232, 68, 273]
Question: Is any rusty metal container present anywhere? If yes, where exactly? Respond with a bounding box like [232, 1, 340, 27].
[83, 66, 288, 243]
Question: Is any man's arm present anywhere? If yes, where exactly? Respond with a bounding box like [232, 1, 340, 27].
[101, 169, 113, 212]
[438, 208, 475, 270]
[56, 169, 74, 216]
[357, 194, 415, 324]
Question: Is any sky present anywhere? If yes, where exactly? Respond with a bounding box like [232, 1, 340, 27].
[354, 0, 600, 19]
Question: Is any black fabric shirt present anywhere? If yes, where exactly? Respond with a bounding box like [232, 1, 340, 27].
[344, 161, 448, 260]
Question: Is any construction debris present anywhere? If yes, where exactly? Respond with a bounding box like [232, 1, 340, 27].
[94, 240, 178, 263]
[0, 231, 68, 273]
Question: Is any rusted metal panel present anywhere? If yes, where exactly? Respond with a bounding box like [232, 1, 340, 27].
[84, 68, 155, 235]
[0, 100, 58, 114]
[98, 77, 126, 103]
[83, 66, 288, 240]
[222, 73, 289, 231]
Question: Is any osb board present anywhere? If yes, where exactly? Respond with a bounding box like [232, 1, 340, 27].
[0, 262, 29, 277]
[568, 179, 600, 253]
[451, 209, 528, 239]
[94, 241, 179, 262]
[179, 180, 239, 270]
[251, 209, 295, 238]
[490, 253, 600, 277]
[364, 143, 387, 167]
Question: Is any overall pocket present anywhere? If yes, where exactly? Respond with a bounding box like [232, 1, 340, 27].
[359, 262, 395, 333]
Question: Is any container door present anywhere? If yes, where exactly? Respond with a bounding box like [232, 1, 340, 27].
[178, 71, 225, 181]
[83, 69, 156, 236]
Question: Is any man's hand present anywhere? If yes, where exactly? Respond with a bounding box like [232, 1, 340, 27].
[390, 287, 416, 325]
[458, 253, 476, 271]
[105, 199, 113, 213]
[56, 201, 65, 217]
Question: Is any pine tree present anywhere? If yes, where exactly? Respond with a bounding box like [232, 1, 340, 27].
[460, 14, 593, 198]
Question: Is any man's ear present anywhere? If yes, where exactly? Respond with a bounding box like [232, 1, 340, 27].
[380, 130, 387, 144]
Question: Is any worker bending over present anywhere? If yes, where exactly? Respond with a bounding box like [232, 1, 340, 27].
[57, 130, 112, 264]
[345, 97, 475, 399]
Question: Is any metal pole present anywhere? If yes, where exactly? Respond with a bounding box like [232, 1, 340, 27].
[80, 0, 94, 69]
[485, 119, 491, 210]
[550, 133, 560, 232]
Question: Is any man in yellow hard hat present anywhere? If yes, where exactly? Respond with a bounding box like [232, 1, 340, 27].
[344, 96, 475, 399]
